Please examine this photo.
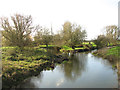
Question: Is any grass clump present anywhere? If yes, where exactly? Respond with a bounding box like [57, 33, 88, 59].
[39, 45, 55, 48]
[2, 46, 52, 88]
[75, 47, 84, 50]
[107, 46, 120, 58]
[62, 46, 73, 50]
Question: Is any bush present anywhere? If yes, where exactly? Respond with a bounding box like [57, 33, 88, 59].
[93, 35, 109, 49]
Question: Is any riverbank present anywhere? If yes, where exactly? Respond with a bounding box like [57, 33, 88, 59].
[15, 52, 118, 88]
[92, 46, 120, 62]
[39, 42, 97, 53]
[92, 46, 120, 89]
[2, 47, 69, 88]
[2, 42, 96, 88]
[61, 42, 96, 52]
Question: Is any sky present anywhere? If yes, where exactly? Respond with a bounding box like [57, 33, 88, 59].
[0, 0, 119, 40]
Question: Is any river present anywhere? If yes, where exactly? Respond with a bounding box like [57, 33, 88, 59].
[18, 52, 118, 88]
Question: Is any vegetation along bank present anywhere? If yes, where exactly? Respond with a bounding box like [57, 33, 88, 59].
[1, 46, 69, 88]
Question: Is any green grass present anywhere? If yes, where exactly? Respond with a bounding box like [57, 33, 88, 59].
[39, 45, 55, 48]
[62, 46, 73, 50]
[82, 42, 97, 47]
[92, 44, 97, 47]
[60, 46, 73, 52]
[2, 46, 69, 88]
[39, 45, 47, 47]
[82, 42, 94, 45]
[2, 46, 53, 88]
[82, 42, 90, 45]
[75, 47, 84, 50]
[108, 43, 113, 46]
[90, 42, 97, 47]
[0, 46, 17, 49]
[48, 45, 55, 47]
[106, 46, 120, 58]
[60, 42, 97, 52]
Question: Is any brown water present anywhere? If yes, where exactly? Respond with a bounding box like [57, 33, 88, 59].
[18, 52, 118, 88]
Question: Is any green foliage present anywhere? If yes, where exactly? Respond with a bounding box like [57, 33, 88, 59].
[2, 46, 70, 88]
[2, 46, 54, 88]
[94, 35, 110, 49]
[92, 46, 120, 63]
[61, 21, 87, 47]
[34, 27, 53, 47]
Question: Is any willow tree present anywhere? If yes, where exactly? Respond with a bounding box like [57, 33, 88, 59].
[1, 14, 34, 48]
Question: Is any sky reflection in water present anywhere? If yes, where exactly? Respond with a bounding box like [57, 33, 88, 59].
[19, 53, 118, 88]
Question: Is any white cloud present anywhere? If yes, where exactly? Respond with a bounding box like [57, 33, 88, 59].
[56, 78, 64, 87]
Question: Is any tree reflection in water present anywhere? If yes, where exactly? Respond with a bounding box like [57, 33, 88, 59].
[18, 72, 43, 88]
[60, 53, 88, 81]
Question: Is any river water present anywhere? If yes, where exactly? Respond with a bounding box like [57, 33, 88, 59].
[18, 52, 118, 88]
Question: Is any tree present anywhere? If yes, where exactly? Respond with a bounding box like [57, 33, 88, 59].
[62, 21, 72, 45]
[52, 33, 63, 46]
[42, 27, 52, 48]
[94, 35, 109, 49]
[105, 25, 118, 45]
[70, 24, 86, 48]
[61, 21, 87, 48]
[0, 14, 34, 48]
[34, 26, 43, 46]
[34, 27, 53, 48]
[105, 25, 117, 39]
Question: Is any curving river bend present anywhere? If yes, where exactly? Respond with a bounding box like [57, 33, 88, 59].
[18, 52, 118, 88]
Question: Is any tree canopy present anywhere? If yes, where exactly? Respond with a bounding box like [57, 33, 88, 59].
[1, 14, 34, 47]
[61, 21, 87, 48]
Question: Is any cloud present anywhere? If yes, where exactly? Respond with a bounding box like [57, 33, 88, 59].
[0, 0, 119, 39]
[56, 78, 64, 87]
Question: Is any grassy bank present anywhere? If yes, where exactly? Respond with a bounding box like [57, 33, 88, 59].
[2, 42, 96, 88]
[60, 42, 97, 52]
[92, 46, 120, 62]
[1, 46, 68, 88]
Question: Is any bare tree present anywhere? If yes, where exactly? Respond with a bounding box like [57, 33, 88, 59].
[0, 14, 34, 48]
[34, 27, 53, 48]
[105, 25, 118, 45]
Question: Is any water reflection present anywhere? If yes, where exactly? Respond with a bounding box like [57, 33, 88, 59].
[18, 52, 118, 88]
[60, 53, 88, 81]
[18, 72, 43, 88]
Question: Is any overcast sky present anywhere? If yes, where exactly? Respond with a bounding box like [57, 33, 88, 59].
[0, 0, 119, 40]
